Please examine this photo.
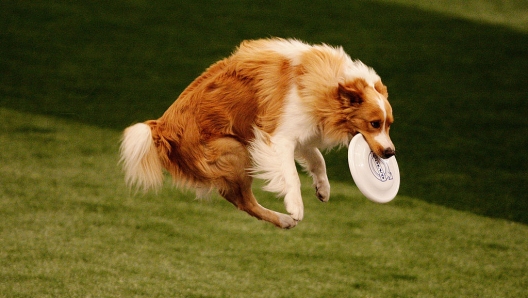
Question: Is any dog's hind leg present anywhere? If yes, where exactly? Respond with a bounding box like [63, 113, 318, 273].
[220, 177, 297, 229]
[208, 138, 297, 229]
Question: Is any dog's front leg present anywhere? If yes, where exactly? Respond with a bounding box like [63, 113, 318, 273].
[296, 146, 330, 202]
[250, 134, 304, 222]
[273, 140, 304, 222]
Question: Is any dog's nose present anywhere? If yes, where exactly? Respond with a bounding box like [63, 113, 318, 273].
[383, 148, 395, 158]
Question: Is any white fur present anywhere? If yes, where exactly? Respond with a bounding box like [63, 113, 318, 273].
[373, 128, 393, 150]
[250, 81, 331, 221]
[373, 93, 394, 150]
[120, 123, 163, 192]
[295, 146, 330, 202]
[262, 39, 312, 66]
[343, 60, 381, 87]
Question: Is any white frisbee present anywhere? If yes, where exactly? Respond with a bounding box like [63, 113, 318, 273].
[348, 134, 400, 203]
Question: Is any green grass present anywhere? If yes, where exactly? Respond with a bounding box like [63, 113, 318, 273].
[1, 0, 527, 296]
[376, 0, 528, 32]
[1, 107, 527, 297]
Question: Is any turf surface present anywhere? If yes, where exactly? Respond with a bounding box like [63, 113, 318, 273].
[1, 107, 526, 297]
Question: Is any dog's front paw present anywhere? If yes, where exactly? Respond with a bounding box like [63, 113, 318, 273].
[315, 180, 330, 202]
[284, 193, 304, 221]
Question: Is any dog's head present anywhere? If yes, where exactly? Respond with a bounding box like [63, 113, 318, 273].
[336, 78, 395, 159]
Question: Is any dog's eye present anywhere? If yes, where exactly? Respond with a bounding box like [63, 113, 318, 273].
[370, 121, 381, 129]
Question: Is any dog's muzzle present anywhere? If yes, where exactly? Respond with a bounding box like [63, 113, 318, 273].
[382, 148, 395, 159]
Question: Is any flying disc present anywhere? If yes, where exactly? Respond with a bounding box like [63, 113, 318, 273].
[348, 134, 400, 203]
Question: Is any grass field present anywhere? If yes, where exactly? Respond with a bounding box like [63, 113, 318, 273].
[1, 107, 527, 297]
[1, 0, 527, 296]
[378, 0, 528, 31]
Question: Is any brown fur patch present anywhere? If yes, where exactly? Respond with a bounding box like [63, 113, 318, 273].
[149, 43, 292, 189]
[374, 80, 388, 98]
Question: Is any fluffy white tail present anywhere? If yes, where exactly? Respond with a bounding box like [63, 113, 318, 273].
[119, 123, 164, 192]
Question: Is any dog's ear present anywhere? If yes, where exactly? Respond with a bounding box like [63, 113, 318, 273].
[374, 80, 388, 98]
[338, 83, 363, 106]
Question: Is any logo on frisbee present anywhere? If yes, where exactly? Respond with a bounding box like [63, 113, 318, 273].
[368, 151, 393, 182]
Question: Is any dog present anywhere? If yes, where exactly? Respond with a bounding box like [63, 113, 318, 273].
[120, 38, 395, 229]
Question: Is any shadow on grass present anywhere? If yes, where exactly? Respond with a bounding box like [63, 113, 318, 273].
[1, 1, 527, 224]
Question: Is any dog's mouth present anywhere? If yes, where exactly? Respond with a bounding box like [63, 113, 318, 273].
[369, 142, 395, 159]
[350, 133, 395, 159]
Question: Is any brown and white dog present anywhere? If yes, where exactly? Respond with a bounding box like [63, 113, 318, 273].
[120, 38, 395, 229]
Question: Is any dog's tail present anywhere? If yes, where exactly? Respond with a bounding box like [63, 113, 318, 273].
[119, 122, 164, 192]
